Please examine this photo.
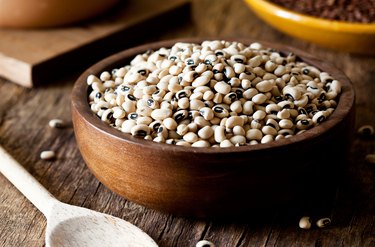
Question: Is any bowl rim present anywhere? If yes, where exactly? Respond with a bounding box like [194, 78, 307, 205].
[244, 0, 375, 33]
[71, 37, 355, 155]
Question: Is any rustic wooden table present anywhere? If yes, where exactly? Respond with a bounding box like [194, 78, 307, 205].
[0, 0, 374, 246]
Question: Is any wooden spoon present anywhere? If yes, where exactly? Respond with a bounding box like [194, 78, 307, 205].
[0, 146, 158, 247]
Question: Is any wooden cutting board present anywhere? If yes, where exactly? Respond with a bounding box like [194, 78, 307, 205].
[0, 0, 190, 87]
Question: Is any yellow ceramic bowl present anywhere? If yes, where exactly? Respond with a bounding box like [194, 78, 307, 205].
[244, 0, 375, 54]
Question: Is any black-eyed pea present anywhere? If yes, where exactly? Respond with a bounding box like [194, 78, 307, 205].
[294, 94, 309, 108]
[214, 81, 232, 95]
[176, 140, 192, 147]
[250, 119, 262, 129]
[192, 140, 211, 147]
[278, 119, 293, 129]
[151, 108, 172, 121]
[189, 110, 201, 119]
[265, 103, 280, 115]
[173, 110, 189, 122]
[224, 66, 235, 79]
[277, 109, 291, 120]
[188, 122, 198, 133]
[152, 89, 166, 101]
[261, 125, 277, 136]
[214, 126, 226, 143]
[299, 216, 312, 230]
[194, 116, 211, 128]
[316, 218, 331, 228]
[203, 90, 215, 101]
[137, 106, 153, 117]
[160, 101, 172, 110]
[169, 65, 183, 75]
[256, 80, 274, 92]
[275, 134, 285, 141]
[183, 71, 199, 82]
[183, 132, 199, 143]
[230, 135, 246, 145]
[101, 109, 114, 123]
[296, 119, 313, 130]
[263, 73, 277, 80]
[144, 135, 153, 141]
[153, 136, 166, 143]
[130, 124, 150, 137]
[248, 55, 262, 67]
[246, 129, 263, 141]
[253, 110, 267, 121]
[157, 125, 169, 139]
[165, 139, 177, 145]
[190, 99, 205, 110]
[113, 107, 126, 119]
[226, 116, 244, 128]
[266, 118, 279, 130]
[199, 107, 214, 120]
[312, 111, 328, 124]
[198, 126, 214, 139]
[168, 130, 181, 139]
[240, 79, 252, 90]
[163, 117, 178, 130]
[234, 63, 246, 74]
[220, 139, 234, 148]
[178, 97, 190, 109]
[223, 92, 237, 104]
[242, 101, 254, 115]
[213, 93, 223, 104]
[176, 124, 189, 136]
[233, 126, 245, 136]
[228, 77, 241, 87]
[278, 128, 294, 136]
[229, 100, 242, 114]
[212, 105, 229, 118]
[149, 120, 162, 132]
[252, 93, 268, 104]
[192, 75, 211, 87]
[261, 134, 274, 144]
[274, 65, 286, 76]
[189, 92, 203, 100]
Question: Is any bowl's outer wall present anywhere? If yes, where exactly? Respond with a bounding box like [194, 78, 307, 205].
[71, 38, 355, 218]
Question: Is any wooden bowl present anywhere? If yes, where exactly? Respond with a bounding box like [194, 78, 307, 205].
[244, 0, 375, 54]
[71, 38, 355, 218]
[0, 0, 118, 28]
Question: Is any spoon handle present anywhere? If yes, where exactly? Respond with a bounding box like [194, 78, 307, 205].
[0, 146, 57, 217]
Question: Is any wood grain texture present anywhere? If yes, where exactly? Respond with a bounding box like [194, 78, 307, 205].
[0, 0, 374, 246]
[0, 0, 190, 87]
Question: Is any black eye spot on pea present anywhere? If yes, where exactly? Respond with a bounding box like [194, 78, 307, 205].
[204, 59, 212, 65]
[177, 91, 187, 99]
[319, 93, 326, 103]
[317, 115, 325, 123]
[267, 122, 276, 128]
[147, 99, 155, 106]
[186, 59, 195, 65]
[228, 93, 237, 101]
[135, 130, 147, 137]
[193, 72, 199, 79]
[95, 92, 102, 98]
[174, 113, 185, 122]
[107, 112, 115, 124]
[153, 90, 160, 95]
[305, 106, 314, 113]
[127, 94, 136, 101]
[285, 94, 294, 101]
[301, 119, 309, 125]
[129, 113, 138, 120]
[234, 58, 243, 63]
[298, 108, 308, 115]
[190, 65, 198, 70]
[152, 123, 161, 131]
[302, 68, 310, 75]
[282, 59, 287, 65]
[213, 106, 224, 113]
[158, 53, 166, 57]
[235, 89, 243, 99]
[137, 69, 148, 76]
[215, 51, 224, 56]
[169, 55, 177, 61]
[157, 126, 164, 133]
[121, 85, 130, 92]
[274, 96, 283, 102]
[212, 69, 220, 74]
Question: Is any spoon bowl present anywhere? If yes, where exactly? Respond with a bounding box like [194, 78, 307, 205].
[0, 146, 158, 247]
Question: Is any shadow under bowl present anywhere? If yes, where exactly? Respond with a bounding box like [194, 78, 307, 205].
[244, 0, 375, 54]
[71, 38, 355, 218]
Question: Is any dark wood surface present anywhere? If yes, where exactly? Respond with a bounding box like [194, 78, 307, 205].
[0, 0, 374, 246]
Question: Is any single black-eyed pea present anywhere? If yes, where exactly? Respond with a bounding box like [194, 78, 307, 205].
[176, 124, 189, 136]
[163, 117, 178, 130]
[220, 139, 234, 148]
[183, 132, 199, 143]
[261, 134, 274, 143]
[223, 92, 238, 104]
[198, 126, 214, 139]
[199, 107, 215, 120]
[252, 93, 268, 104]
[192, 140, 211, 147]
[130, 124, 150, 137]
[214, 81, 232, 95]
[316, 218, 331, 228]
